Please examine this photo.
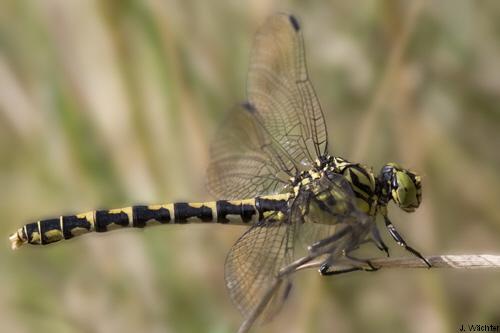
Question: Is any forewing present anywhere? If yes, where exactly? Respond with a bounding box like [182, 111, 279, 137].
[225, 209, 295, 325]
[206, 104, 295, 200]
[206, 13, 329, 199]
[247, 13, 328, 164]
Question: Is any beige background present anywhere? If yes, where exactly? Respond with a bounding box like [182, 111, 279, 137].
[1, 1, 499, 332]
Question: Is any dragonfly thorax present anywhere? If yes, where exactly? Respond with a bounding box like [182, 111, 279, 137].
[289, 155, 380, 218]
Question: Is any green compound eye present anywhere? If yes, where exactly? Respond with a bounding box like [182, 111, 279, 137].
[380, 163, 422, 213]
[395, 170, 417, 208]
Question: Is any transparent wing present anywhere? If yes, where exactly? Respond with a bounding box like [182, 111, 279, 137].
[206, 13, 328, 199]
[206, 103, 295, 200]
[225, 173, 376, 325]
[225, 207, 295, 325]
[247, 13, 328, 164]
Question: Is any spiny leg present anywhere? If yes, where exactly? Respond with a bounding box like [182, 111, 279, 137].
[307, 226, 379, 275]
[319, 235, 381, 275]
[383, 215, 431, 268]
[344, 253, 379, 272]
[370, 224, 390, 256]
[319, 254, 378, 276]
[307, 226, 352, 252]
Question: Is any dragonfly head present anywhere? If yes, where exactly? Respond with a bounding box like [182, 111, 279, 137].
[379, 163, 422, 213]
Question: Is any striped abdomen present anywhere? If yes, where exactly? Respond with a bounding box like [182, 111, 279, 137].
[9, 194, 290, 249]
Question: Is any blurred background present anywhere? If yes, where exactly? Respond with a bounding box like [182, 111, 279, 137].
[1, 0, 499, 332]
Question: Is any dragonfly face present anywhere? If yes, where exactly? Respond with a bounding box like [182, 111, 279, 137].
[379, 163, 422, 213]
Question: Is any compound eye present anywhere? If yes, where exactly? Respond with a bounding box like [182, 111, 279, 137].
[395, 171, 418, 209]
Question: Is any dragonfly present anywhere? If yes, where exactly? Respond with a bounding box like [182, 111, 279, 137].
[9, 13, 429, 330]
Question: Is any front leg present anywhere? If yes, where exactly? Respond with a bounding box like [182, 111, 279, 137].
[381, 212, 431, 268]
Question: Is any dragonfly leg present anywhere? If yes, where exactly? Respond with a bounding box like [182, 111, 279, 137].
[307, 226, 352, 252]
[310, 226, 379, 275]
[383, 215, 431, 268]
[344, 253, 379, 271]
[370, 224, 390, 256]
[319, 253, 378, 275]
[319, 263, 362, 275]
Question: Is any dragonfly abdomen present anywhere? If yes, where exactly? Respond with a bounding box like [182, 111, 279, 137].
[10, 195, 291, 249]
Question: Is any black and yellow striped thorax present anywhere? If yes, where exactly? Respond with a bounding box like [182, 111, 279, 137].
[330, 156, 378, 217]
[298, 155, 379, 217]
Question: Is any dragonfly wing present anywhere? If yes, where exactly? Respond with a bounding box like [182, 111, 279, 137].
[225, 207, 295, 325]
[207, 13, 328, 199]
[247, 13, 328, 164]
[206, 103, 294, 200]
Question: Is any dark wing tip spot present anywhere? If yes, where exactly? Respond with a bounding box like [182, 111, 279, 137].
[289, 14, 300, 32]
[242, 102, 257, 113]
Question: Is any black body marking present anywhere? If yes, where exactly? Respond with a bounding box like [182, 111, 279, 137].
[344, 165, 374, 197]
[174, 203, 214, 223]
[133, 206, 171, 227]
[216, 201, 256, 223]
[256, 198, 288, 220]
[95, 210, 130, 232]
[24, 222, 39, 244]
[40, 218, 62, 244]
[62, 215, 92, 239]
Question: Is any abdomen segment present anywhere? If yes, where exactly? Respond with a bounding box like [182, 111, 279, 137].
[9, 195, 290, 249]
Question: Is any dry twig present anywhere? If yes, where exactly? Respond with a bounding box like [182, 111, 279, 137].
[297, 254, 500, 271]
